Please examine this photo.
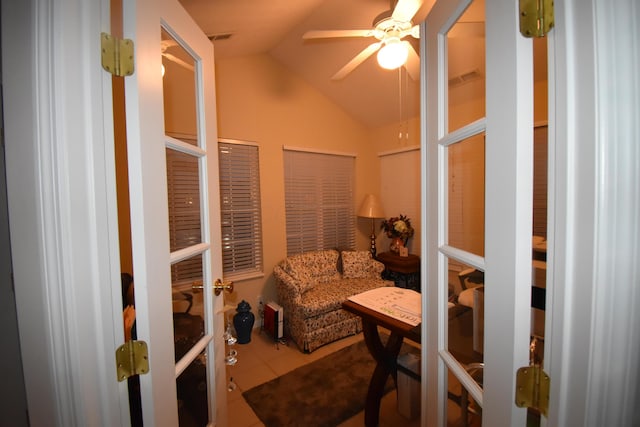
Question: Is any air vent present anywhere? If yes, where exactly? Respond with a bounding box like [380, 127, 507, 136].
[207, 33, 233, 41]
[448, 69, 482, 87]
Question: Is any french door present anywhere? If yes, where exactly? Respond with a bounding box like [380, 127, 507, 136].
[122, 0, 226, 424]
[423, 0, 535, 425]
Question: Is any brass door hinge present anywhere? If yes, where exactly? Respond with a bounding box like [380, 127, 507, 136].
[515, 365, 550, 416]
[519, 0, 554, 38]
[115, 340, 149, 382]
[101, 32, 134, 77]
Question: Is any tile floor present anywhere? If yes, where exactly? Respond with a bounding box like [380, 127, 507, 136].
[224, 329, 425, 427]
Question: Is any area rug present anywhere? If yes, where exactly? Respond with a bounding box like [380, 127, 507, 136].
[242, 338, 413, 427]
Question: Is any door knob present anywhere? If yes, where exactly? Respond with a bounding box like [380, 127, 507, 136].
[213, 278, 234, 296]
[191, 279, 234, 296]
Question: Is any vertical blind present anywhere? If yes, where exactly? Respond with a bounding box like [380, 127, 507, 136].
[283, 149, 355, 256]
[218, 141, 263, 277]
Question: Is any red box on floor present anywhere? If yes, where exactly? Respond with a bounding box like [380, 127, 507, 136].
[264, 302, 283, 340]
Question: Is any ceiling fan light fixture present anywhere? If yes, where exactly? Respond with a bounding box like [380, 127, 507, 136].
[377, 38, 408, 70]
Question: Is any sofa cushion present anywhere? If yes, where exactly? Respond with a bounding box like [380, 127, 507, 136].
[297, 277, 392, 318]
[282, 249, 341, 293]
[341, 250, 377, 279]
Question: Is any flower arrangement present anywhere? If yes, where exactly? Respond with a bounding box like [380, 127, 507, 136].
[380, 214, 415, 241]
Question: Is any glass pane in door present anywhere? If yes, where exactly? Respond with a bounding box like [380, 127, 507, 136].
[447, 133, 485, 257]
[166, 149, 202, 250]
[177, 349, 209, 426]
[528, 35, 549, 427]
[172, 254, 204, 362]
[447, 257, 483, 367]
[447, 365, 483, 426]
[161, 28, 198, 145]
[441, 0, 487, 420]
[447, 0, 485, 133]
[161, 27, 212, 426]
[430, 0, 536, 422]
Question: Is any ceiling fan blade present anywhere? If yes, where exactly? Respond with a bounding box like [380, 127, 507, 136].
[162, 52, 194, 72]
[160, 39, 179, 52]
[403, 41, 420, 81]
[399, 25, 420, 39]
[331, 42, 382, 80]
[392, 0, 423, 23]
[303, 29, 373, 40]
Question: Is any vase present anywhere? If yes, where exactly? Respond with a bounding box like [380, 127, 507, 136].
[233, 300, 255, 344]
[389, 237, 405, 254]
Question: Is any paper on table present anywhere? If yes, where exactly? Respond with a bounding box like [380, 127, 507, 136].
[348, 287, 421, 326]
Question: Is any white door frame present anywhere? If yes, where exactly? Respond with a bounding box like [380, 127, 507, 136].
[544, 0, 640, 425]
[3, 0, 126, 425]
[483, 0, 533, 423]
[418, 0, 640, 425]
[422, 0, 533, 424]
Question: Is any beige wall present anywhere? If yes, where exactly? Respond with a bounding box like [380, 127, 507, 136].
[214, 54, 383, 310]
[122, 46, 548, 319]
[195, 43, 547, 318]
[369, 116, 421, 153]
[368, 116, 422, 255]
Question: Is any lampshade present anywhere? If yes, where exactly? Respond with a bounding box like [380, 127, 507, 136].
[357, 194, 385, 218]
[377, 38, 408, 70]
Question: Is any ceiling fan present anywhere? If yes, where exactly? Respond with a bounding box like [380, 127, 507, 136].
[160, 39, 195, 72]
[303, 0, 423, 81]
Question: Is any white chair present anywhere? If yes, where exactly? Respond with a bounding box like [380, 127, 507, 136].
[456, 268, 485, 426]
[457, 268, 484, 354]
[457, 268, 484, 307]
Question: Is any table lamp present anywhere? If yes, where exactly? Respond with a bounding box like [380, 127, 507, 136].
[357, 194, 385, 258]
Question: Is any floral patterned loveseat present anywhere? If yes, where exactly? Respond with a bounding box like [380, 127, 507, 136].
[273, 249, 394, 352]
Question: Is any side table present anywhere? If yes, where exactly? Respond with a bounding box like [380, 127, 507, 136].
[376, 252, 421, 292]
[342, 299, 420, 427]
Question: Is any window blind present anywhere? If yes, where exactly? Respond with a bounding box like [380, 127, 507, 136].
[379, 147, 421, 254]
[533, 125, 548, 238]
[166, 148, 203, 283]
[283, 149, 355, 256]
[218, 141, 263, 277]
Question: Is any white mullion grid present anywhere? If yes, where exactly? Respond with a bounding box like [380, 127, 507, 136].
[439, 245, 485, 272]
[170, 242, 210, 265]
[436, 27, 450, 427]
[440, 348, 484, 407]
[166, 134, 206, 157]
[164, 132, 208, 266]
[438, 117, 486, 147]
[438, 66, 488, 414]
[174, 333, 213, 378]
[165, 138, 208, 267]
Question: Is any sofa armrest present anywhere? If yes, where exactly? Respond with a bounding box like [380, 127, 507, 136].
[341, 250, 390, 279]
[370, 259, 386, 276]
[273, 264, 304, 305]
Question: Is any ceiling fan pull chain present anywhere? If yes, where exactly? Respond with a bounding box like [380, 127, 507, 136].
[404, 68, 409, 141]
[398, 67, 403, 141]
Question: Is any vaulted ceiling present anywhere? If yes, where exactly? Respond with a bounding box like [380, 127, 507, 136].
[177, 1, 546, 129]
[178, 0, 436, 128]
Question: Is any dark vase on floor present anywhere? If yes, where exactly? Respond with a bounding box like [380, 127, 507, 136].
[233, 300, 255, 344]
